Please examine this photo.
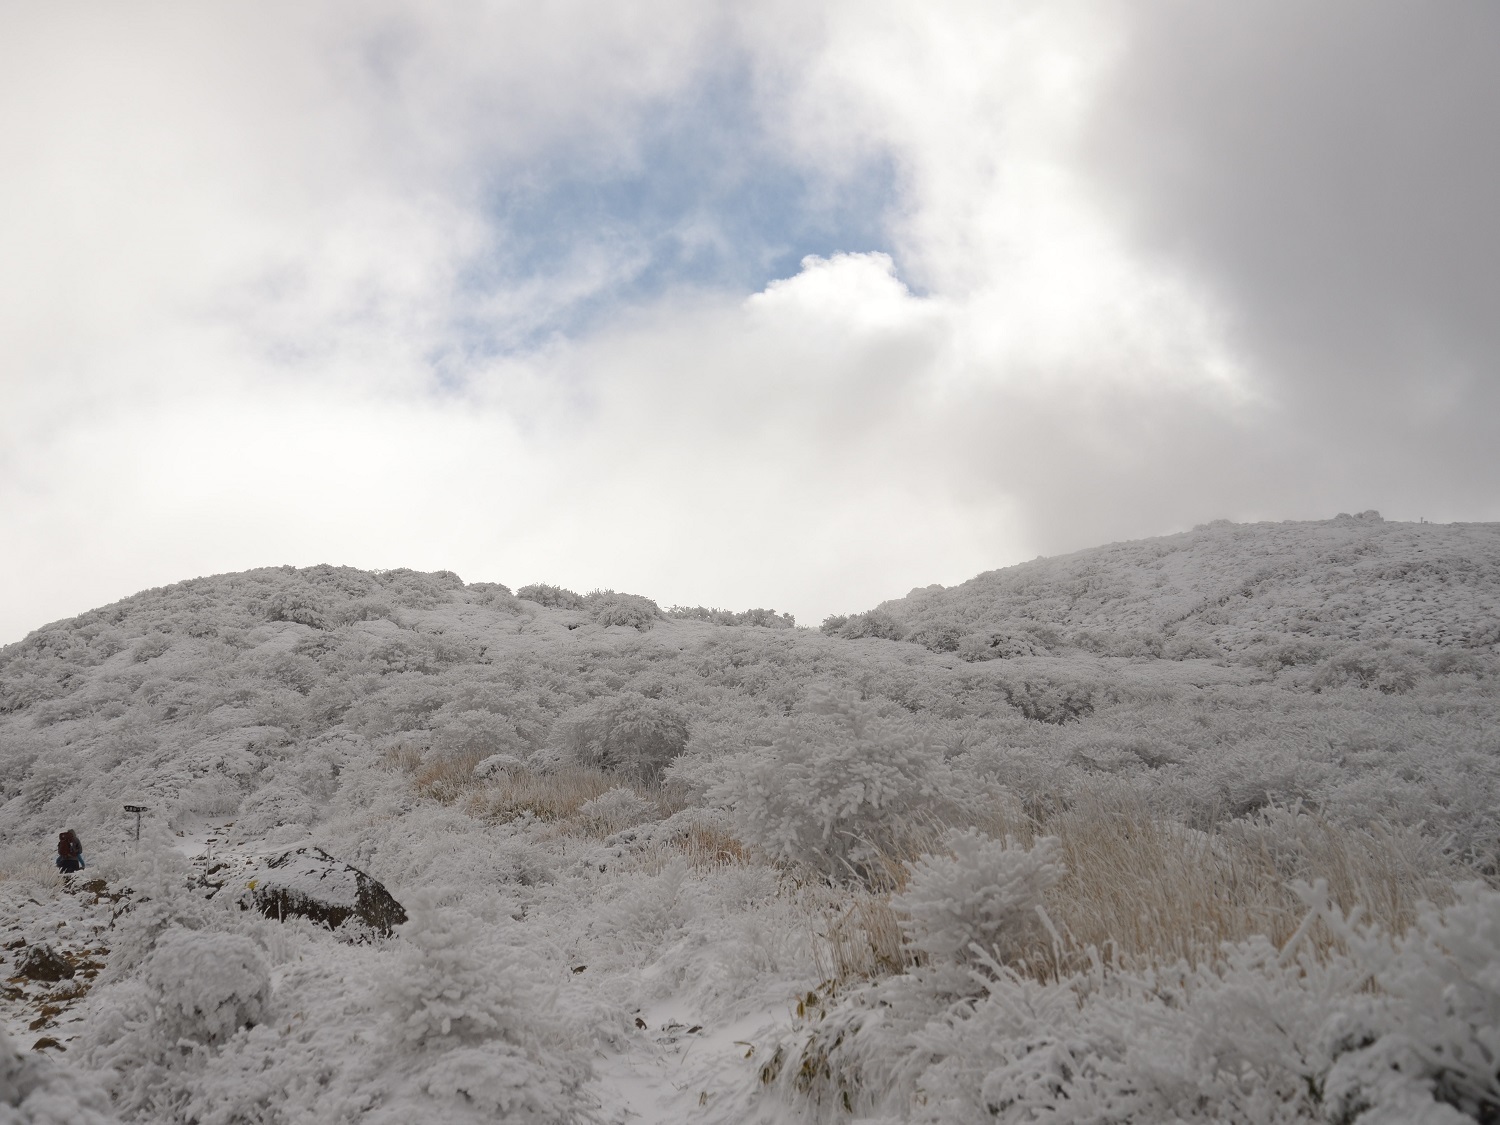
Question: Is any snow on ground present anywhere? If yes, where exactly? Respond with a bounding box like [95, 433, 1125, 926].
[0, 877, 113, 1055]
[2, 519, 1497, 1122]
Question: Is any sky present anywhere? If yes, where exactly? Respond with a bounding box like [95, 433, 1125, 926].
[3, 1, 1498, 644]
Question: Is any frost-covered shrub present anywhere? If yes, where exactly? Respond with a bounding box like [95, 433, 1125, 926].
[709, 690, 975, 886]
[103, 847, 213, 979]
[141, 929, 270, 1046]
[515, 583, 584, 610]
[0, 1025, 119, 1124]
[905, 620, 963, 653]
[894, 831, 1064, 967]
[21, 752, 78, 809]
[667, 605, 796, 627]
[1465, 619, 1500, 650]
[588, 591, 660, 630]
[263, 589, 329, 629]
[400, 1042, 591, 1125]
[823, 611, 905, 642]
[234, 781, 317, 834]
[377, 896, 546, 1049]
[550, 693, 687, 784]
[1311, 643, 1426, 694]
[578, 786, 654, 832]
[1324, 881, 1500, 1124]
[131, 631, 173, 662]
[999, 676, 1101, 724]
[957, 630, 1045, 661]
[172, 774, 245, 825]
[435, 709, 526, 759]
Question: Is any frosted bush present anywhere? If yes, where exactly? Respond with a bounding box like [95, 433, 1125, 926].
[515, 583, 584, 609]
[398, 1043, 590, 1125]
[1324, 881, 1500, 1124]
[957, 629, 1046, 661]
[550, 692, 687, 784]
[436, 709, 526, 759]
[131, 631, 173, 662]
[21, 753, 78, 810]
[377, 895, 547, 1050]
[141, 929, 270, 1046]
[589, 591, 660, 630]
[578, 786, 654, 831]
[233, 781, 316, 834]
[263, 589, 329, 629]
[894, 831, 1065, 967]
[104, 846, 213, 978]
[709, 690, 977, 886]
[1311, 642, 1426, 694]
[172, 774, 244, 824]
[0, 1026, 119, 1124]
[820, 610, 904, 641]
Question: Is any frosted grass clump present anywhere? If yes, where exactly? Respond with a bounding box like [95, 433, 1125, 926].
[894, 831, 1064, 967]
[474, 752, 526, 778]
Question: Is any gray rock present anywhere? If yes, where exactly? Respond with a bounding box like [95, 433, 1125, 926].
[239, 847, 406, 939]
[15, 945, 74, 983]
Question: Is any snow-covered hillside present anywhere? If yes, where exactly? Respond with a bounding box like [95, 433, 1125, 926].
[2, 519, 1498, 1123]
[847, 512, 1500, 661]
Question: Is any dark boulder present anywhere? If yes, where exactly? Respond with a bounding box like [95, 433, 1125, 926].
[15, 945, 74, 983]
[240, 847, 406, 939]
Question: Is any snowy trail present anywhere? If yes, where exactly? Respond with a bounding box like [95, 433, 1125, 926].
[591, 1001, 797, 1125]
[0, 820, 249, 1056]
[0, 875, 115, 1054]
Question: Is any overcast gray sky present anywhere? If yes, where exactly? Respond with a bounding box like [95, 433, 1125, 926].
[3, 1, 1497, 644]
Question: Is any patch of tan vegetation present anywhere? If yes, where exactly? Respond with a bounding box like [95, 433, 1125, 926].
[821, 791, 1460, 988]
[467, 766, 624, 823]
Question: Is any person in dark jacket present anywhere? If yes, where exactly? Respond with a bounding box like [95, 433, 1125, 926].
[56, 829, 84, 873]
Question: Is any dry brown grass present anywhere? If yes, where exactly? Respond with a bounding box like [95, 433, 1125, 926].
[818, 790, 1460, 987]
[675, 823, 750, 868]
[386, 742, 1455, 987]
[380, 742, 426, 774]
[413, 751, 487, 803]
[815, 895, 906, 984]
[468, 766, 623, 823]
[1037, 792, 1454, 972]
[386, 744, 633, 823]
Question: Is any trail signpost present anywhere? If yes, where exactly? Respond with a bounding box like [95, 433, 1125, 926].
[124, 805, 148, 842]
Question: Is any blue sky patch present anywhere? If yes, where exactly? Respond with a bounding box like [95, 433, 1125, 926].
[452, 65, 900, 360]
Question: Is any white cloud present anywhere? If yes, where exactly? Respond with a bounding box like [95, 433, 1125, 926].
[12, 1, 1472, 645]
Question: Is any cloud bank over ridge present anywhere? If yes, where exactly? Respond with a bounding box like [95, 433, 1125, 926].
[2, 1, 1495, 643]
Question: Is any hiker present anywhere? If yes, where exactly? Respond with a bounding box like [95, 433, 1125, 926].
[56, 829, 84, 874]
